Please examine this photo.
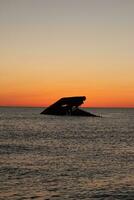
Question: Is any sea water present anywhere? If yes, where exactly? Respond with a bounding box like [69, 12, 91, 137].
[0, 107, 134, 200]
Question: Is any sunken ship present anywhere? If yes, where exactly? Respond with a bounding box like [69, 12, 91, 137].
[41, 96, 98, 117]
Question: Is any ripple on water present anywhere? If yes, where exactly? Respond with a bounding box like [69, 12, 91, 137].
[0, 108, 134, 199]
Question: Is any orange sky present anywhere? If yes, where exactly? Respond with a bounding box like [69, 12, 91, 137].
[0, 1, 134, 107]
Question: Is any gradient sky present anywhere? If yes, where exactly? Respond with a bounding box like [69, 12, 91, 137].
[0, 0, 134, 107]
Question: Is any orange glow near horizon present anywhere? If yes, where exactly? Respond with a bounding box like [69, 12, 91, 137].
[0, 83, 133, 107]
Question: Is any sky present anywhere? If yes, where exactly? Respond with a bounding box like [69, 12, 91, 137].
[0, 0, 134, 107]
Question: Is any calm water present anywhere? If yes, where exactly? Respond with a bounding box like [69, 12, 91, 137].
[0, 107, 134, 200]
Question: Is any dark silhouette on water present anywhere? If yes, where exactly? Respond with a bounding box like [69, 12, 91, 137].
[41, 96, 98, 117]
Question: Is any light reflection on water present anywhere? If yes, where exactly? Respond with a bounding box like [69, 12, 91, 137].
[0, 107, 134, 199]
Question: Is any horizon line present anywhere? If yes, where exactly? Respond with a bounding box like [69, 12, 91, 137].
[0, 106, 134, 109]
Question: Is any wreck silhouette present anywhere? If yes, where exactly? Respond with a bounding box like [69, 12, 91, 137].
[41, 96, 98, 117]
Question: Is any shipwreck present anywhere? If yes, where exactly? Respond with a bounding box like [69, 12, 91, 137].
[40, 96, 98, 117]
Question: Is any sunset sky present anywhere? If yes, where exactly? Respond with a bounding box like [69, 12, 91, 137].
[0, 0, 134, 107]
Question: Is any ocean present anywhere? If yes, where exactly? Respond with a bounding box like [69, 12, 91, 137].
[0, 107, 134, 200]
